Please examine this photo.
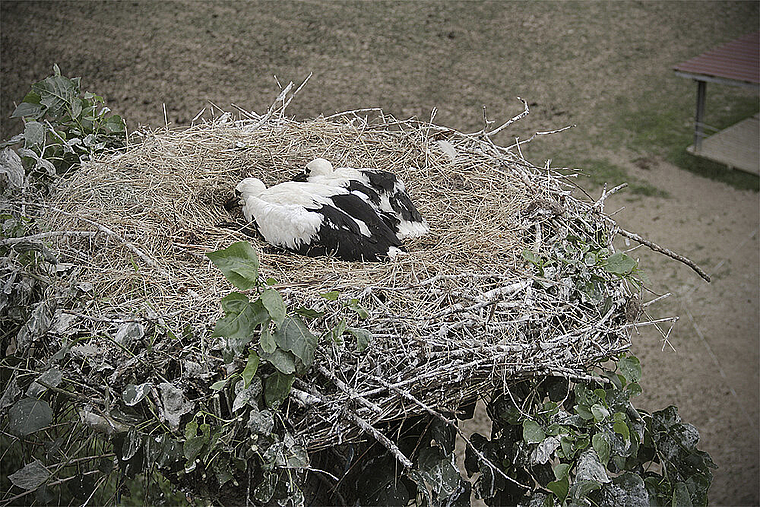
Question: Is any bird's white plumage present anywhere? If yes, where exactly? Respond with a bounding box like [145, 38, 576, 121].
[302, 158, 429, 239]
[235, 177, 401, 261]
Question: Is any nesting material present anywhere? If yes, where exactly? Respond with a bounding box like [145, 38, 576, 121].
[41, 99, 643, 450]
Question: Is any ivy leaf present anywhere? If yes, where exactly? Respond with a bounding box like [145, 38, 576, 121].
[348, 327, 372, 352]
[32, 72, 78, 119]
[605, 252, 637, 276]
[122, 382, 152, 406]
[103, 114, 125, 134]
[23, 121, 46, 149]
[8, 398, 53, 436]
[264, 371, 294, 408]
[26, 367, 63, 398]
[672, 482, 693, 507]
[259, 347, 296, 375]
[320, 290, 339, 301]
[523, 419, 546, 444]
[593, 433, 611, 466]
[259, 326, 276, 354]
[295, 307, 324, 319]
[576, 448, 610, 484]
[247, 407, 274, 435]
[242, 351, 260, 388]
[547, 475, 569, 503]
[212, 293, 268, 357]
[553, 462, 571, 481]
[0, 147, 25, 189]
[183, 430, 209, 464]
[232, 378, 262, 413]
[272, 316, 317, 368]
[326, 319, 347, 344]
[8, 460, 50, 490]
[599, 472, 649, 507]
[619, 356, 642, 384]
[346, 298, 369, 319]
[260, 288, 286, 326]
[591, 403, 610, 423]
[613, 420, 631, 441]
[210, 379, 227, 391]
[11, 97, 44, 119]
[206, 241, 260, 290]
[626, 382, 643, 397]
[415, 447, 461, 499]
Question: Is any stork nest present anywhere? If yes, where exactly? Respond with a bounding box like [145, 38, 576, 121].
[18, 91, 654, 453]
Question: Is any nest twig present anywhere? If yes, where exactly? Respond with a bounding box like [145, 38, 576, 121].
[9, 84, 693, 454]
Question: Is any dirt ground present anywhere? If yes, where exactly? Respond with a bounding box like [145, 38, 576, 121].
[1, 2, 758, 505]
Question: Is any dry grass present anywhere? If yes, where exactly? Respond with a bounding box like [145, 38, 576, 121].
[37, 89, 646, 451]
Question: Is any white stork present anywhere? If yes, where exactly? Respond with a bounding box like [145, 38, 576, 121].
[293, 158, 429, 240]
[235, 178, 403, 262]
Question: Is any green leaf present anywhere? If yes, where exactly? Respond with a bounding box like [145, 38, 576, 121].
[294, 306, 324, 319]
[183, 432, 208, 464]
[592, 433, 611, 465]
[415, 447, 462, 499]
[264, 371, 294, 408]
[210, 379, 227, 391]
[348, 327, 372, 352]
[242, 351, 260, 388]
[613, 420, 631, 441]
[32, 74, 78, 119]
[576, 449, 609, 484]
[553, 462, 571, 481]
[8, 398, 53, 436]
[346, 298, 369, 319]
[576, 404, 594, 420]
[184, 419, 198, 439]
[672, 482, 693, 507]
[22, 121, 46, 150]
[320, 290, 339, 301]
[522, 249, 540, 265]
[260, 288, 286, 326]
[206, 241, 260, 290]
[605, 252, 637, 276]
[259, 347, 296, 374]
[11, 99, 44, 119]
[618, 355, 642, 384]
[103, 114, 125, 134]
[8, 460, 50, 490]
[212, 293, 268, 357]
[259, 325, 276, 354]
[272, 316, 317, 368]
[122, 382, 152, 406]
[523, 419, 546, 444]
[70, 97, 83, 119]
[626, 382, 643, 397]
[547, 475, 569, 502]
[591, 403, 610, 422]
[326, 319, 347, 343]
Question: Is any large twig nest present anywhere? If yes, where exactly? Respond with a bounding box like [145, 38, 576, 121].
[38, 93, 642, 450]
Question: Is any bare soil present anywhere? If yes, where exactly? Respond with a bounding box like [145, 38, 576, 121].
[2, 2, 758, 505]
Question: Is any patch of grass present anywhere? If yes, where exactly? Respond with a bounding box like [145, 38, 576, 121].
[616, 88, 759, 191]
[555, 157, 669, 198]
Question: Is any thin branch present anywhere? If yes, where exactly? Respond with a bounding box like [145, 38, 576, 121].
[617, 228, 711, 282]
[369, 373, 531, 490]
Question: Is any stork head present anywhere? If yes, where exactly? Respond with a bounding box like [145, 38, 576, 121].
[304, 158, 334, 177]
[235, 178, 266, 200]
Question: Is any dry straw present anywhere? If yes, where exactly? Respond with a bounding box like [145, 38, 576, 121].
[35, 82, 681, 454]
